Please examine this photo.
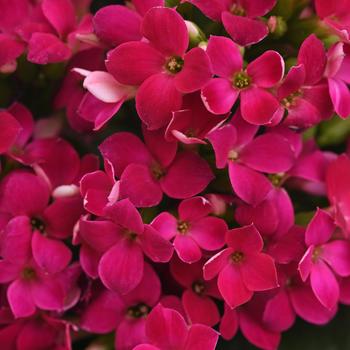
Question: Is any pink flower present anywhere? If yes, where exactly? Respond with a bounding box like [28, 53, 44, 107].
[151, 196, 227, 263]
[99, 129, 214, 207]
[79, 198, 173, 294]
[132, 304, 219, 350]
[106, 7, 212, 129]
[324, 42, 350, 118]
[298, 209, 350, 309]
[81, 264, 161, 350]
[170, 257, 221, 326]
[93, 0, 164, 47]
[185, 0, 276, 46]
[327, 154, 350, 235]
[204, 224, 278, 308]
[201, 36, 284, 125]
[207, 112, 295, 205]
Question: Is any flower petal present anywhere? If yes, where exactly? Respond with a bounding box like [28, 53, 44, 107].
[328, 78, 350, 118]
[322, 240, 350, 277]
[203, 248, 233, 280]
[184, 324, 219, 350]
[226, 224, 263, 253]
[174, 235, 202, 263]
[7, 280, 35, 318]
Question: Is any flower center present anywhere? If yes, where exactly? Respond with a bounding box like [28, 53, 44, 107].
[127, 303, 151, 319]
[31, 217, 45, 233]
[192, 280, 206, 296]
[228, 150, 239, 161]
[268, 173, 285, 187]
[166, 56, 184, 74]
[231, 251, 244, 263]
[230, 4, 246, 16]
[151, 163, 165, 180]
[177, 220, 190, 234]
[312, 246, 323, 263]
[21, 267, 36, 280]
[233, 72, 251, 89]
[282, 90, 302, 108]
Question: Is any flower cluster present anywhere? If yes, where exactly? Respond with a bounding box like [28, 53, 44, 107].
[1, 0, 350, 349]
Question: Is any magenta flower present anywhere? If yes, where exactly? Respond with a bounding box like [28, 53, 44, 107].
[79, 198, 173, 294]
[207, 112, 295, 205]
[201, 36, 284, 125]
[204, 224, 278, 308]
[93, 0, 164, 47]
[185, 0, 276, 46]
[81, 264, 161, 350]
[0, 110, 22, 155]
[327, 154, 350, 235]
[165, 92, 227, 145]
[299, 209, 350, 309]
[106, 7, 212, 129]
[132, 304, 219, 350]
[170, 257, 221, 326]
[99, 130, 214, 207]
[325, 42, 350, 118]
[151, 196, 227, 263]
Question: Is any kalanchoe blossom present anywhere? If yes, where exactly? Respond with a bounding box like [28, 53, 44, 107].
[207, 111, 295, 205]
[151, 196, 227, 263]
[201, 36, 284, 125]
[132, 304, 219, 350]
[298, 208, 350, 309]
[106, 7, 212, 129]
[170, 257, 221, 326]
[81, 264, 161, 350]
[99, 130, 214, 207]
[78, 198, 173, 294]
[185, 0, 276, 46]
[204, 224, 278, 308]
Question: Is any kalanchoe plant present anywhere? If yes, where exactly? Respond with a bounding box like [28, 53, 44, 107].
[1, 0, 350, 349]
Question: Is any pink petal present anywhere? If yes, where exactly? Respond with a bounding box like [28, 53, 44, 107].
[184, 324, 219, 350]
[310, 260, 339, 309]
[174, 235, 202, 263]
[106, 42, 165, 86]
[222, 13, 268, 46]
[185, 0, 231, 21]
[297, 34, 326, 85]
[161, 152, 214, 199]
[277, 64, 305, 100]
[206, 35, 242, 78]
[99, 132, 152, 176]
[132, 0, 165, 16]
[116, 319, 147, 350]
[151, 212, 178, 240]
[290, 283, 337, 325]
[136, 73, 183, 130]
[201, 78, 239, 115]
[178, 196, 212, 221]
[241, 0, 277, 17]
[80, 245, 101, 279]
[140, 225, 174, 263]
[247, 50, 284, 88]
[328, 78, 350, 118]
[240, 86, 280, 125]
[119, 163, 163, 207]
[322, 240, 350, 277]
[182, 290, 220, 326]
[146, 304, 188, 349]
[263, 290, 295, 332]
[93, 5, 142, 46]
[226, 224, 263, 253]
[206, 124, 237, 169]
[0, 261, 21, 283]
[98, 240, 144, 294]
[141, 7, 188, 57]
[0, 0, 29, 32]
[32, 232, 71, 274]
[228, 162, 273, 205]
[174, 47, 212, 93]
[78, 219, 121, 252]
[42, 0, 75, 37]
[218, 264, 253, 308]
[220, 306, 239, 340]
[80, 289, 123, 333]
[0, 171, 50, 216]
[134, 346, 160, 350]
[104, 198, 144, 234]
[239, 133, 295, 173]
[203, 248, 233, 280]
[305, 208, 335, 246]
[298, 246, 314, 281]
[27, 33, 71, 65]
[0, 111, 21, 154]
[240, 253, 278, 291]
[7, 280, 35, 318]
